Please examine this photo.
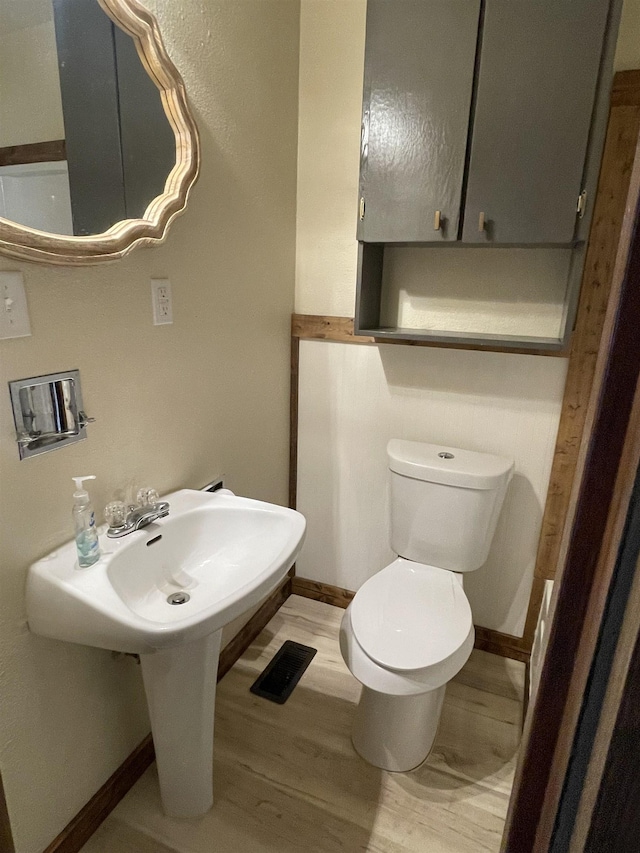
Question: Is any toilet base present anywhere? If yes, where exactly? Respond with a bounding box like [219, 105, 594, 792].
[351, 684, 446, 772]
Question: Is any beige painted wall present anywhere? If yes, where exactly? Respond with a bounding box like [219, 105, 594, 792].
[0, 1, 300, 851]
[294, 0, 640, 633]
[0, 1, 65, 148]
[615, 0, 640, 69]
[295, 0, 365, 316]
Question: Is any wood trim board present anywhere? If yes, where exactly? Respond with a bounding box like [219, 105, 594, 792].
[217, 578, 292, 681]
[0, 140, 66, 168]
[289, 336, 299, 510]
[611, 68, 640, 107]
[292, 313, 368, 344]
[473, 627, 531, 665]
[41, 577, 292, 853]
[291, 577, 355, 609]
[292, 313, 569, 358]
[42, 735, 155, 853]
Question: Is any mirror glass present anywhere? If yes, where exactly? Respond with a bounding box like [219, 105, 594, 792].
[0, 0, 176, 237]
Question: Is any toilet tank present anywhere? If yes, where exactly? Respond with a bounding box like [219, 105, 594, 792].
[388, 440, 514, 573]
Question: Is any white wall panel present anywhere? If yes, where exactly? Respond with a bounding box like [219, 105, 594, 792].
[0, 5, 65, 148]
[0, 162, 73, 235]
[297, 340, 567, 637]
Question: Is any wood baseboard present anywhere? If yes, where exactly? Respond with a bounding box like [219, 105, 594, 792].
[43, 735, 155, 853]
[43, 577, 293, 853]
[292, 576, 531, 663]
[473, 626, 531, 664]
[217, 578, 292, 680]
[291, 577, 355, 608]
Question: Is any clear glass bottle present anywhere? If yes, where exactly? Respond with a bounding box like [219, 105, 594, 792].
[72, 475, 100, 567]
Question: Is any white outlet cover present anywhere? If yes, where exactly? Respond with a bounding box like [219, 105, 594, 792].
[0, 271, 31, 340]
[151, 278, 173, 326]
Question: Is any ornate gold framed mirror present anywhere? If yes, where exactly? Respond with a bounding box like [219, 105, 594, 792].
[0, 0, 200, 265]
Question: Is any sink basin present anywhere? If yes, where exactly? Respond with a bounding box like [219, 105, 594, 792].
[27, 488, 306, 818]
[27, 488, 306, 654]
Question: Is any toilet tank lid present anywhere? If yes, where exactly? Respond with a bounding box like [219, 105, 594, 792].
[387, 440, 514, 490]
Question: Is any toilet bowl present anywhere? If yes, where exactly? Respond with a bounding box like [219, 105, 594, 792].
[340, 558, 474, 770]
[340, 440, 513, 772]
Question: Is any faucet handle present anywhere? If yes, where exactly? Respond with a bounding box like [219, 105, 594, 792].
[136, 487, 160, 508]
[105, 501, 127, 529]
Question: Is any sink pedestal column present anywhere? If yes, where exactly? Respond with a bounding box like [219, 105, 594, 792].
[140, 629, 222, 817]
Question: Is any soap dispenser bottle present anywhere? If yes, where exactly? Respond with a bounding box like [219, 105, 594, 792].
[72, 475, 100, 567]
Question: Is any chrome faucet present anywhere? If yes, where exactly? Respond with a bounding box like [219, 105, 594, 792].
[106, 500, 170, 539]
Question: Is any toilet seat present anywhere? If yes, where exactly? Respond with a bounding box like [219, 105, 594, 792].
[350, 558, 472, 672]
[339, 558, 475, 697]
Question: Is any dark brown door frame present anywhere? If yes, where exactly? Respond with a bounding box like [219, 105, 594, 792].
[567, 426, 640, 851]
[501, 134, 640, 851]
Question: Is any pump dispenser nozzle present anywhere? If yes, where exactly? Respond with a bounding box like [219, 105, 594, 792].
[72, 475, 96, 500]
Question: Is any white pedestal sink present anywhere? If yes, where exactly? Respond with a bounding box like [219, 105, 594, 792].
[141, 631, 222, 816]
[26, 489, 306, 817]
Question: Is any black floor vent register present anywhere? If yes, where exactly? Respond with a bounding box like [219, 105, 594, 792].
[250, 641, 317, 704]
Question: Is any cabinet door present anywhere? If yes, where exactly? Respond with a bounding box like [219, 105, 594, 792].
[358, 0, 481, 243]
[461, 0, 610, 245]
[113, 27, 176, 221]
[52, 0, 126, 236]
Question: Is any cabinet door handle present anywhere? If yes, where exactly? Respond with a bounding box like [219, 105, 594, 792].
[434, 210, 442, 231]
[478, 211, 486, 232]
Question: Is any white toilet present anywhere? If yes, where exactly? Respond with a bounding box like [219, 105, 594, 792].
[339, 439, 513, 772]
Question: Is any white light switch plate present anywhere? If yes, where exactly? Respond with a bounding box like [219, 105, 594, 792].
[151, 278, 173, 325]
[0, 271, 31, 340]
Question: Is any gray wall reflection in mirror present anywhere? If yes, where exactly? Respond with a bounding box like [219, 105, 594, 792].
[0, 0, 176, 237]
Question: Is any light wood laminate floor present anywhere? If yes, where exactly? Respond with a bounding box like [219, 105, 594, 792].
[81, 596, 525, 853]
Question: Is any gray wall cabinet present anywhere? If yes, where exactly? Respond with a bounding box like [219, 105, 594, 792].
[53, 0, 175, 236]
[355, 0, 622, 350]
[462, 0, 610, 245]
[53, 0, 126, 236]
[114, 27, 176, 223]
[358, 0, 481, 243]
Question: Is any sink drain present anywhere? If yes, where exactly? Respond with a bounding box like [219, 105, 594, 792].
[167, 592, 190, 605]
